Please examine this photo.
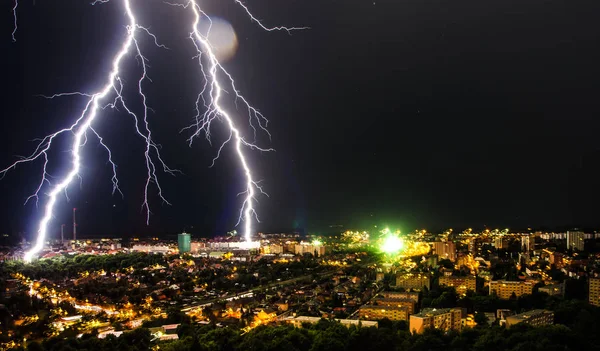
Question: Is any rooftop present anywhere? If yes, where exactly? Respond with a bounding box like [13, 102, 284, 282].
[506, 309, 553, 322]
[411, 308, 460, 318]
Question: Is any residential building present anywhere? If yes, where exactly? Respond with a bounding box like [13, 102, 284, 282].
[538, 283, 564, 297]
[494, 236, 510, 249]
[409, 308, 462, 334]
[359, 305, 409, 321]
[432, 241, 456, 262]
[505, 309, 554, 328]
[439, 275, 476, 295]
[489, 280, 534, 299]
[567, 231, 584, 251]
[521, 235, 535, 252]
[589, 277, 600, 307]
[468, 239, 480, 256]
[372, 298, 416, 314]
[380, 291, 419, 303]
[396, 273, 431, 291]
[284, 316, 378, 328]
[294, 242, 325, 256]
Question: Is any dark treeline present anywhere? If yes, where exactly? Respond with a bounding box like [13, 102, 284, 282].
[1, 253, 167, 280]
[21, 310, 600, 351]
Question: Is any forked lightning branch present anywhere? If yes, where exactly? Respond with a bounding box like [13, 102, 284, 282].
[4, 0, 305, 262]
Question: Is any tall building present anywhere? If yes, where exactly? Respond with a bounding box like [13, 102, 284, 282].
[432, 241, 456, 262]
[505, 310, 554, 328]
[409, 308, 462, 334]
[494, 236, 509, 249]
[521, 235, 535, 252]
[178, 233, 191, 254]
[439, 275, 477, 296]
[489, 280, 534, 299]
[468, 239, 480, 256]
[567, 231, 584, 251]
[589, 277, 600, 307]
[396, 273, 431, 291]
[359, 305, 409, 321]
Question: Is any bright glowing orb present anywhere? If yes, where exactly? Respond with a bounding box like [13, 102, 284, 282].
[381, 235, 403, 254]
[312, 239, 322, 246]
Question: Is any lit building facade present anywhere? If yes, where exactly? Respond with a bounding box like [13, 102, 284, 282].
[294, 242, 326, 256]
[372, 298, 416, 314]
[489, 280, 534, 299]
[566, 231, 584, 251]
[589, 277, 600, 307]
[178, 233, 191, 254]
[505, 309, 554, 328]
[494, 236, 509, 249]
[359, 305, 409, 321]
[409, 308, 462, 334]
[431, 241, 456, 262]
[538, 283, 564, 297]
[381, 291, 419, 303]
[395, 273, 431, 291]
[439, 275, 476, 295]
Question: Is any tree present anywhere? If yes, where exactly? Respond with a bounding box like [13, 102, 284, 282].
[474, 311, 489, 327]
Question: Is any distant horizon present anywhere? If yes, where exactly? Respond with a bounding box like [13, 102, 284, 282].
[3, 223, 600, 242]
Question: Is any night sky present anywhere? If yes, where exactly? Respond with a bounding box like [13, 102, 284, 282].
[2, 0, 600, 240]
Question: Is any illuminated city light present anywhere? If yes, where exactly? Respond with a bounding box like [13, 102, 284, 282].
[381, 235, 404, 254]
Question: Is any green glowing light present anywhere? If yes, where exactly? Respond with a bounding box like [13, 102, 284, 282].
[312, 239, 322, 246]
[381, 235, 404, 254]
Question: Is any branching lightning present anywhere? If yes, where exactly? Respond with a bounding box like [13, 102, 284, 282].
[2, 0, 175, 262]
[170, 0, 305, 243]
[6, 0, 305, 261]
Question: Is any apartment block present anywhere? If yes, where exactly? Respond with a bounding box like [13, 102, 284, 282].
[589, 277, 600, 307]
[372, 298, 416, 314]
[380, 291, 419, 303]
[489, 280, 534, 299]
[439, 275, 476, 295]
[505, 309, 554, 328]
[395, 273, 431, 291]
[409, 308, 462, 334]
[359, 305, 409, 321]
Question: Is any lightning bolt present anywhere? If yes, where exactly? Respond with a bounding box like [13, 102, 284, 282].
[2, 0, 175, 262]
[11, 0, 18, 42]
[170, 0, 305, 243]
